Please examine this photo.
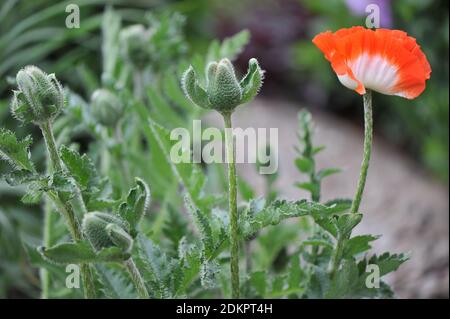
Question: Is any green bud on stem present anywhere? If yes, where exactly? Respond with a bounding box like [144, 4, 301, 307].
[11, 66, 65, 125]
[181, 58, 264, 113]
[90, 89, 123, 126]
[119, 25, 153, 69]
[82, 212, 130, 252]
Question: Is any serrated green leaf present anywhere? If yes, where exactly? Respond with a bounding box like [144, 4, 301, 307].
[0, 128, 34, 171]
[365, 252, 409, 276]
[176, 240, 202, 294]
[135, 235, 174, 298]
[95, 265, 137, 299]
[344, 235, 380, 258]
[184, 195, 214, 255]
[242, 199, 341, 238]
[49, 172, 77, 201]
[3, 169, 41, 186]
[60, 145, 98, 189]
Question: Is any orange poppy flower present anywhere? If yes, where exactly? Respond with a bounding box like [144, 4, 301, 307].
[312, 26, 431, 99]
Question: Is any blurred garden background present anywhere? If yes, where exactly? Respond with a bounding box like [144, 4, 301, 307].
[0, 0, 448, 298]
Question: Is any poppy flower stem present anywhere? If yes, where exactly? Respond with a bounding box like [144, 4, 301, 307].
[124, 258, 150, 299]
[351, 90, 373, 214]
[40, 121, 97, 299]
[222, 111, 240, 299]
[329, 91, 373, 277]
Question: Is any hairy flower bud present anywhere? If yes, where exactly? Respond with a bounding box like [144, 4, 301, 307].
[181, 58, 264, 114]
[11, 66, 65, 124]
[119, 25, 152, 69]
[90, 89, 123, 126]
[82, 212, 130, 252]
[206, 59, 242, 112]
[105, 223, 133, 253]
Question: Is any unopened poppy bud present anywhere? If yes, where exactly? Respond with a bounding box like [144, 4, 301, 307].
[181, 58, 264, 114]
[82, 212, 129, 252]
[119, 25, 152, 69]
[105, 223, 133, 253]
[90, 89, 123, 126]
[206, 59, 242, 112]
[11, 66, 65, 124]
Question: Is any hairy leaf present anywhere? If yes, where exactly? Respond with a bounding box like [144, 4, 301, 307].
[0, 129, 34, 171]
[60, 145, 98, 190]
[344, 235, 380, 258]
[117, 178, 151, 233]
[242, 199, 344, 238]
[38, 241, 130, 265]
[95, 265, 136, 299]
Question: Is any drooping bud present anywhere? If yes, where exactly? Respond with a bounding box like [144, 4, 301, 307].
[11, 66, 65, 124]
[181, 58, 264, 114]
[105, 223, 134, 253]
[82, 212, 130, 252]
[90, 89, 123, 126]
[119, 25, 152, 69]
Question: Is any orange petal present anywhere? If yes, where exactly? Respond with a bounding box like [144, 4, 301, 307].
[312, 27, 431, 99]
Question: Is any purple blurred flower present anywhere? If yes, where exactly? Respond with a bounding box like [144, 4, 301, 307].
[346, 0, 393, 28]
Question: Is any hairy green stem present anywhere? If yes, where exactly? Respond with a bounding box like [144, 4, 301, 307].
[40, 201, 52, 299]
[329, 91, 373, 277]
[133, 71, 144, 101]
[40, 120, 97, 299]
[124, 258, 149, 299]
[222, 112, 240, 299]
[351, 90, 373, 214]
[40, 139, 54, 299]
[114, 124, 132, 190]
[40, 121, 63, 172]
[328, 233, 347, 277]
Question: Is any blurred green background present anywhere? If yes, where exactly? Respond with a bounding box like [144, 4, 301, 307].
[0, 0, 448, 297]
